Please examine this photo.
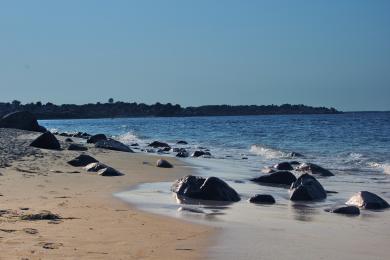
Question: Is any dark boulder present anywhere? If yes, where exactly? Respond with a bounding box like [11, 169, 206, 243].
[296, 163, 334, 177]
[130, 143, 139, 147]
[249, 194, 276, 204]
[176, 150, 189, 158]
[148, 141, 171, 149]
[273, 162, 294, 171]
[98, 167, 122, 176]
[289, 152, 304, 158]
[177, 140, 188, 145]
[68, 154, 98, 167]
[191, 151, 211, 157]
[87, 134, 107, 144]
[289, 174, 327, 201]
[68, 143, 88, 151]
[84, 162, 108, 172]
[171, 175, 240, 202]
[95, 139, 134, 153]
[30, 132, 61, 150]
[251, 171, 297, 186]
[326, 205, 360, 215]
[0, 111, 46, 132]
[65, 138, 73, 143]
[346, 191, 389, 209]
[156, 159, 173, 168]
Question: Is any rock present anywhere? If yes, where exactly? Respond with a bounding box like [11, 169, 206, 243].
[87, 134, 107, 144]
[346, 191, 389, 209]
[30, 132, 61, 150]
[171, 175, 240, 202]
[248, 194, 276, 204]
[177, 140, 188, 145]
[98, 167, 122, 176]
[95, 139, 134, 153]
[290, 161, 301, 165]
[327, 205, 360, 215]
[65, 138, 73, 142]
[273, 162, 294, 171]
[130, 143, 139, 146]
[68, 143, 88, 151]
[162, 147, 171, 152]
[176, 150, 189, 158]
[156, 159, 173, 168]
[0, 111, 46, 132]
[59, 132, 71, 137]
[148, 141, 171, 148]
[83, 162, 108, 172]
[289, 152, 304, 157]
[191, 151, 211, 157]
[68, 154, 98, 167]
[296, 163, 334, 177]
[251, 171, 297, 186]
[289, 174, 327, 201]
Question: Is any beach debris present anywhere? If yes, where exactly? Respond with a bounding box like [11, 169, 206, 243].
[251, 171, 297, 186]
[95, 139, 134, 153]
[156, 159, 173, 168]
[30, 131, 61, 150]
[325, 205, 360, 215]
[97, 167, 123, 176]
[84, 162, 108, 172]
[20, 210, 61, 221]
[68, 143, 88, 151]
[171, 175, 240, 202]
[248, 194, 276, 204]
[191, 151, 211, 157]
[177, 140, 188, 145]
[346, 191, 389, 209]
[289, 174, 327, 201]
[273, 162, 294, 171]
[0, 111, 46, 132]
[148, 141, 171, 149]
[87, 134, 107, 144]
[295, 163, 334, 177]
[67, 154, 98, 167]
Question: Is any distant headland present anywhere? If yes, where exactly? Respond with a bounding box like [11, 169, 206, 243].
[0, 99, 340, 119]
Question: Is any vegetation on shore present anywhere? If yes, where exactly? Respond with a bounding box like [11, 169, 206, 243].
[0, 99, 340, 119]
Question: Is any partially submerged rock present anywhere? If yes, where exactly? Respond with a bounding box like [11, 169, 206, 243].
[248, 194, 276, 204]
[177, 140, 188, 145]
[30, 132, 61, 150]
[176, 151, 189, 158]
[296, 163, 334, 177]
[156, 159, 173, 168]
[171, 175, 240, 202]
[95, 139, 134, 153]
[68, 154, 98, 167]
[65, 138, 73, 142]
[326, 205, 360, 215]
[346, 191, 389, 209]
[148, 141, 171, 148]
[251, 171, 297, 186]
[68, 143, 88, 151]
[0, 111, 46, 132]
[289, 174, 327, 201]
[87, 134, 107, 144]
[98, 167, 122, 176]
[191, 151, 211, 157]
[273, 162, 294, 171]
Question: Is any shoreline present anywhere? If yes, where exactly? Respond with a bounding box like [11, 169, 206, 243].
[0, 129, 214, 259]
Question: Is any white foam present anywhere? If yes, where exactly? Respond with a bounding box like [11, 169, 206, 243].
[117, 131, 143, 145]
[249, 144, 285, 159]
[368, 162, 390, 175]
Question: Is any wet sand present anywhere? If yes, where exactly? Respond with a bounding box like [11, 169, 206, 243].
[0, 129, 213, 259]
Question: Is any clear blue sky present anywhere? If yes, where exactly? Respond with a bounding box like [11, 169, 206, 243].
[1, 0, 389, 111]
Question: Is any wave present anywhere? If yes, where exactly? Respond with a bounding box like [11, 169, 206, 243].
[116, 131, 144, 145]
[249, 144, 286, 159]
[367, 162, 390, 175]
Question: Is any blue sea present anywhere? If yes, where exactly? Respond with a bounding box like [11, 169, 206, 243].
[40, 112, 390, 258]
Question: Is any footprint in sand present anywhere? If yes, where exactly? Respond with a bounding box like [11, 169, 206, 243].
[38, 242, 63, 249]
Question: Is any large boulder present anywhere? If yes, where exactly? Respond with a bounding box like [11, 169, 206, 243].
[346, 191, 389, 209]
[87, 134, 107, 144]
[68, 143, 88, 151]
[289, 174, 327, 201]
[68, 154, 98, 167]
[248, 194, 276, 204]
[296, 163, 334, 177]
[30, 132, 61, 150]
[326, 205, 360, 215]
[148, 141, 171, 149]
[156, 159, 173, 168]
[98, 167, 122, 176]
[251, 171, 297, 186]
[273, 162, 294, 171]
[95, 139, 134, 153]
[0, 111, 46, 132]
[171, 175, 240, 202]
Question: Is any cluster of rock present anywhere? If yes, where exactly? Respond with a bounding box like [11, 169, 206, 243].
[67, 154, 122, 176]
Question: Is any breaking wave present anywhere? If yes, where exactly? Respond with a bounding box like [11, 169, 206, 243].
[249, 144, 286, 159]
[368, 162, 390, 175]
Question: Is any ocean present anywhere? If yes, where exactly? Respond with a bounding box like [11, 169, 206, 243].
[40, 112, 390, 259]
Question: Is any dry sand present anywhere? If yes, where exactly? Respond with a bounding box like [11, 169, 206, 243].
[0, 129, 213, 259]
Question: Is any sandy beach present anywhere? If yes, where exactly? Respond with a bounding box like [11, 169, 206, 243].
[0, 129, 213, 259]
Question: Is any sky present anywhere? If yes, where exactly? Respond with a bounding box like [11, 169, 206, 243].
[0, 0, 389, 111]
